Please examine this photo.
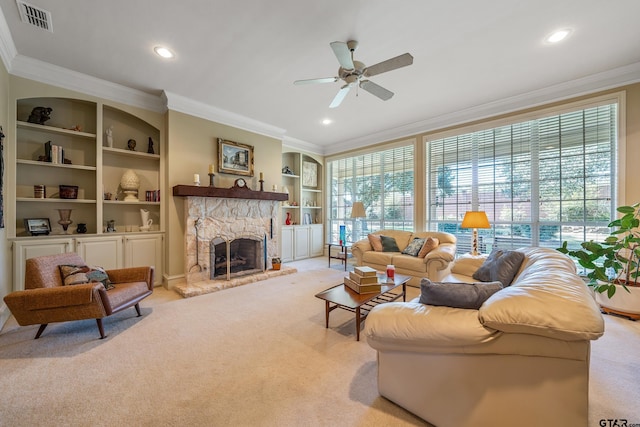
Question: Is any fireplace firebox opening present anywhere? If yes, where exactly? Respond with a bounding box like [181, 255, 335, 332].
[210, 236, 265, 280]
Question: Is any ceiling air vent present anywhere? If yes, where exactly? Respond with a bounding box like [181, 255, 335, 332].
[16, 0, 53, 32]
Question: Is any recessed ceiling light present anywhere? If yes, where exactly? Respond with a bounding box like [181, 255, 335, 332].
[322, 118, 332, 125]
[154, 46, 174, 59]
[545, 29, 572, 44]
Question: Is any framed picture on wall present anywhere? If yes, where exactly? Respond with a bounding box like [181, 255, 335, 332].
[302, 161, 317, 187]
[218, 138, 254, 177]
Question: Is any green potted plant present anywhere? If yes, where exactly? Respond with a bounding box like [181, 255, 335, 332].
[558, 202, 640, 319]
[271, 257, 281, 271]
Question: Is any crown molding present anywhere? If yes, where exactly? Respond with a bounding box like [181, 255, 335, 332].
[0, 7, 17, 72]
[9, 55, 165, 112]
[163, 91, 287, 140]
[322, 61, 640, 156]
[282, 136, 322, 155]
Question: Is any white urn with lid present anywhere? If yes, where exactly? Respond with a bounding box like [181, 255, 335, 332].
[120, 169, 140, 201]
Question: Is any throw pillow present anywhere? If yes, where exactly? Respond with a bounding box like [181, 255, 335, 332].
[380, 235, 401, 252]
[418, 237, 440, 258]
[402, 237, 426, 257]
[368, 233, 383, 252]
[419, 278, 503, 310]
[472, 249, 525, 286]
[59, 264, 114, 290]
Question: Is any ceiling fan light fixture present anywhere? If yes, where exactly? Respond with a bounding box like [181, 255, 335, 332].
[154, 46, 174, 59]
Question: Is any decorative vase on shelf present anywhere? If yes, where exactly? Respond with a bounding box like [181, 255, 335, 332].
[57, 209, 73, 234]
[285, 212, 292, 225]
[120, 169, 140, 201]
[282, 185, 290, 206]
[140, 208, 153, 231]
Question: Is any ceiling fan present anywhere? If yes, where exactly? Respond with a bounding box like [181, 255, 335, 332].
[294, 40, 413, 108]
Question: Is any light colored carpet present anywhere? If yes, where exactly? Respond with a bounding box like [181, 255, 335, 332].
[0, 256, 638, 426]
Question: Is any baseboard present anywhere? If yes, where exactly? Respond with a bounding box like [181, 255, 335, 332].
[0, 302, 11, 331]
[163, 273, 185, 290]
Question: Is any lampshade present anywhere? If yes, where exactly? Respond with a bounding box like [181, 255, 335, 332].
[461, 211, 490, 229]
[351, 202, 366, 219]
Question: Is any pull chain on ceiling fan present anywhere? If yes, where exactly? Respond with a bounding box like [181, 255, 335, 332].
[294, 40, 413, 108]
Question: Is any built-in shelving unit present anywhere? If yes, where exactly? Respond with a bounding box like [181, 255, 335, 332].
[280, 151, 324, 261]
[9, 93, 165, 289]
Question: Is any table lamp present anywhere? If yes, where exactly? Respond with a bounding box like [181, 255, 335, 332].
[461, 211, 490, 256]
[351, 201, 366, 242]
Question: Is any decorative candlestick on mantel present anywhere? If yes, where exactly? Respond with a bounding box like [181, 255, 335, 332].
[208, 164, 215, 187]
[259, 172, 264, 191]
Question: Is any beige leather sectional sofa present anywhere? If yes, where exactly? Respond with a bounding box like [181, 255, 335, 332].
[351, 230, 457, 286]
[364, 246, 605, 427]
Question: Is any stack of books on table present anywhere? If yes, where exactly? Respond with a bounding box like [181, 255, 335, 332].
[344, 266, 381, 294]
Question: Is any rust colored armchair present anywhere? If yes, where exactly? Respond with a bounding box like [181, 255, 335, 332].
[4, 252, 153, 339]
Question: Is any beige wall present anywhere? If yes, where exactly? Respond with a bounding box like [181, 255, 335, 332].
[0, 60, 10, 326]
[165, 110, 283, 283]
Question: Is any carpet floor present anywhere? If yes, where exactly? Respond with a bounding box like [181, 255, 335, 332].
[1, 256, 638, 426]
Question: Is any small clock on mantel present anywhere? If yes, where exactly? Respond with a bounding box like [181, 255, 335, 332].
[234, 178, 248, 188]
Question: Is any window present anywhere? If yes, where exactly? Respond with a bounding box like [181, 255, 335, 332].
[328, 144, 415, 243]
[427, 101, 618, 255]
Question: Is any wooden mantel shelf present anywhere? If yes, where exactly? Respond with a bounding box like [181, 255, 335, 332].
[173, 185, 288, 201]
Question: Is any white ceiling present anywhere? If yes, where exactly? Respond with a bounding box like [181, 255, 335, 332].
[1, 0, 640, 155]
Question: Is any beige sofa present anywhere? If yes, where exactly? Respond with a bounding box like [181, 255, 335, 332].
[364, 247, 605, 427]
[351, 230, 456, 286]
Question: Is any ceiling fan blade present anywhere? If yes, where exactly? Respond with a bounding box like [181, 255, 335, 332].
[294, 77, 338, 85]
[330, 41, 355, 70]
[364, 52, 414, 77]
[329, 84, 352, 108]
[360, 80, 394, 101]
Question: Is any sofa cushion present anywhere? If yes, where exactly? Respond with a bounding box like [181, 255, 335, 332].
[479, 247, 605, 341]
[381, 235, 401, 252]
[362, 251, 395, 266]
[419, 279, 503, 310]
[393, 254, 428, 273]
[402, 237, 426, 256]
[472, 249, 525, 286]
[368, 233, 383, 252]
[418, 237, 439, 258]
[59, 264, 115, 290]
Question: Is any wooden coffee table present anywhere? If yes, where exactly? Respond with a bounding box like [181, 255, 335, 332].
[315, 273, 410, 341]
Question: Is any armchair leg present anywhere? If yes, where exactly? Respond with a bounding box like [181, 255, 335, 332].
[134, 303, 142, 317]
[34, 324, 48, 339]
[96, 318, 105, 339]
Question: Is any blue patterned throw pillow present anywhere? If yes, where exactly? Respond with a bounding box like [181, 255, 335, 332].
[402, 237, 426, 257]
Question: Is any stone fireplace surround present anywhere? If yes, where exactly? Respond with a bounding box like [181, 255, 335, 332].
[172, 185, 296, 297]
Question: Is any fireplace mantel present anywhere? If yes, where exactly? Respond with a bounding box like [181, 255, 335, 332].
[173, 184, 288, 201]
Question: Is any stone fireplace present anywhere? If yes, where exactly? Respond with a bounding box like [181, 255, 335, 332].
[173, 184, 293, 296]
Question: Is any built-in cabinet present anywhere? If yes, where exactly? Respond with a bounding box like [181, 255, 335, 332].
[280, 151, 324, 261]
[12, 233, 163, 290]
[9, 94, 164, 290]
[281, 224, 323, 262]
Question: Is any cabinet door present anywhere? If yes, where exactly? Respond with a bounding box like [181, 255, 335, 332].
[124, 234, 163, 286]
[309, 224, 324, 257]
[294, 225, 310, 259]
[13, 238, 74, 291]
[281, 226, 294, 262]
[75, 236, 123, 270]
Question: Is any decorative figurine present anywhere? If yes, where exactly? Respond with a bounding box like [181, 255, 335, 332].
[127, 139, 136, 151]
[27, 107, 52, 125]
[282, 165, 294, 175]
[105, 126, 113, 147]
[147, 137, 155, 154]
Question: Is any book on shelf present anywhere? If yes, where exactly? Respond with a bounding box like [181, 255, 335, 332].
[354, 266, 377, 277]
[348, 271, 378, 284]
[344, 276, 382, 294]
